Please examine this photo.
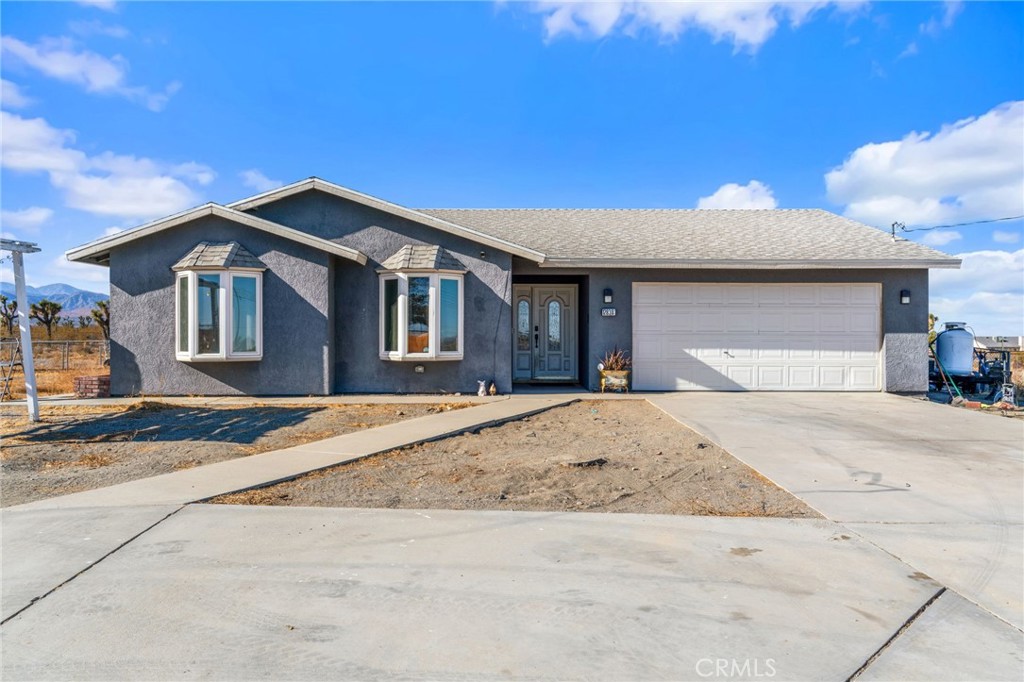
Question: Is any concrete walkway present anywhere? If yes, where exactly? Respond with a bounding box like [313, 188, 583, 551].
[2, 396, 575, 622]
[651, 392, 1024, 678]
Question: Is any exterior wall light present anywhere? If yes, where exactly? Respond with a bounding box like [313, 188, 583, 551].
[900, 289, 911, 305]
[603, 288, 613, 304]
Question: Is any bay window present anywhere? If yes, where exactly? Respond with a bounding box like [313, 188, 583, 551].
[379, 272, 464, 361]
[176, 270, 263, 361]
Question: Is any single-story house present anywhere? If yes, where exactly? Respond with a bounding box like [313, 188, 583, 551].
[66, 177, 960, 396]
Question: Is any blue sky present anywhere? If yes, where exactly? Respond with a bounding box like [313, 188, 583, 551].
[1, 0, 1022, 333]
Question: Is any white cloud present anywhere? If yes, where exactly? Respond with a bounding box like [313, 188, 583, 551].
[919, 229, 961, 246]
[825, 101, 1024, 228]
[42, 255, 111, 288]
[697, 180, 777, 209]
[529, 1, 865, 52]
[240, 169, 284, 193]
[0, 207, 54, 233]
[930, 249, 1023, 335]
[0, 35, 179, 111]
[1, 111, 215, 220]
[921, 1, 962, 37]
[898, 41, 918, 59]
[68, 20, 130, 39]
[103, 226, 125, 236]
[993, 229, 1020, 244]
[76, 0, 117, 12]
[1, 78, 33, 108]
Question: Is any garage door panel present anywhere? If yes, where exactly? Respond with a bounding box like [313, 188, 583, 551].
[819, 287, 849, 305]
[696, 287, 724, 304]
[756, 311, 787, 332]
[819, 311, 847, 333]
[726, 286, 757, 305]
[635, 310, 664, 333]
[663, 286, 694, 305]
[850, 366, 879, 390]
[788, 311, 818, 333]
[758, 287, 787, 305]
[697, 310, 725, 332]
[632, 283, 880, 392]
[634, 336, 663, 360]
[788, 286, 818, 305]
[819, 367, 847, 389]
[849, 310, 879, 334]
[787, 366, 817, 389]
[664, 311, 695, 332]
[635, 286, 664, 305]
[850, 285, 879, 306]
[725, 311, 757, 333]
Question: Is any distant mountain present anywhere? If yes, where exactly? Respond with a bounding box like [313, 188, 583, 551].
[0, 282, 108, 318]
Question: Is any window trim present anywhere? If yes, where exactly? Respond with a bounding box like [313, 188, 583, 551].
[378, 271, 464, 362]
[175, 269, 263, 362]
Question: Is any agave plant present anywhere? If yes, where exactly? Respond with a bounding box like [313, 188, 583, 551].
[600, 346, 632, 371]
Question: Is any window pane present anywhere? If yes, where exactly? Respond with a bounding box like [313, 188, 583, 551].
[197, 274, 221, 355]
[383, 279, 398, 352]
[231, 276, 258, 353]
[440, 279, 459, 353]
[177, 277, 189, 353]
[407, 276, 430, 353]
[547, 301, 561, 351]
[517, 300, 530, 351]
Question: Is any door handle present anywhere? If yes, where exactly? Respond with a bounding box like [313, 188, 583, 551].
[535, 333, 539, 349]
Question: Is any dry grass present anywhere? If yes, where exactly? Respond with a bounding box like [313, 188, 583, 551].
[41, 453, 114, 470]
[2, 369, 95, 399]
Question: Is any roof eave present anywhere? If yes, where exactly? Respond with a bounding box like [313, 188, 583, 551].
[65, 203, 368, 266]
[227, 178, 547, 263]
[536, 258, 963, 269]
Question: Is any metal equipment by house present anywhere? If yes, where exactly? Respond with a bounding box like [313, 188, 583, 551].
[0, 337, 23, 401]
[929, 322, 1017, 405]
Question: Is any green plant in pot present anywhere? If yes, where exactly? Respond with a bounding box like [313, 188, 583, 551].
[598, 346, 632, 393]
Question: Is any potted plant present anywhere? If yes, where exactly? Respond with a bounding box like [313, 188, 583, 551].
[598, 346, 632, 393]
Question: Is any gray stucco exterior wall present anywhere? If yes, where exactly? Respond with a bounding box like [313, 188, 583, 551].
[109, 215, 334, 396]
[108, 191, 515, 396]
[244, 192, 514, 395]
[514, 260, 930, 393]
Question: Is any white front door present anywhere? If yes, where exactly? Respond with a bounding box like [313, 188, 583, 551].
[632, 283, 881, 391]
[513, 285, 577, 382]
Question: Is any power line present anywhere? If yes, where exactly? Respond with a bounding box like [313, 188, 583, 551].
[893, 215, 1024, 234]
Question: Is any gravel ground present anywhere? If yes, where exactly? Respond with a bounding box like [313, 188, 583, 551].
[0, 401, 468, 507]
[214, 400, 817, 518]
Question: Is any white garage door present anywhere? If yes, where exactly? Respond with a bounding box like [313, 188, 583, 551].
[632, 283, 881, 391]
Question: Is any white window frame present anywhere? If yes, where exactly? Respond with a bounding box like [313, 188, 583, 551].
[379, 271, 464, 361]
[175, 270, 263, 362]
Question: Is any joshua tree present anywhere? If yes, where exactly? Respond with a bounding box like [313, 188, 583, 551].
[78, 315, 93, 329]
[928, 313, 939, 345]
[0, 296, 17, 336]
[30, 299, 62, 339]
[60, 318, 76, 330]
[91, 300, 110, 340]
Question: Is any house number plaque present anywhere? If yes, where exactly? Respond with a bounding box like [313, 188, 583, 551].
[601, 307, 617, 317]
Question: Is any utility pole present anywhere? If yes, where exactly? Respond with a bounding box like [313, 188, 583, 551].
[1, 239, 41, 422]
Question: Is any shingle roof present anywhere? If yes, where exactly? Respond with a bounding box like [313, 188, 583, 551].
[378, 245, 466, 272]
[172, 241, 267, 271]
[417, 208, 958, 266]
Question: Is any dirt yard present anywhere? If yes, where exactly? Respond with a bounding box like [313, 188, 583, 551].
[0, 401, 468, 507]
[215, 401, 816, 518]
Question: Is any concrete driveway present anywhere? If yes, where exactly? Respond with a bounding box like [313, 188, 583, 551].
[3, 393, 1022, 680]
[651, 392, 1024, 675]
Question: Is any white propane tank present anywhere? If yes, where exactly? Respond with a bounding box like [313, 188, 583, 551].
[935, 322, 974, 376]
